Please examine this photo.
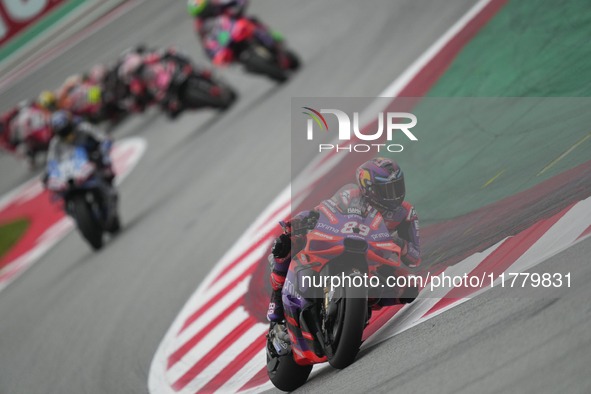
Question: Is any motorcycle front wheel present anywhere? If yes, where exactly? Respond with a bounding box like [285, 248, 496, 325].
[240, 45, 288, 82]
[323, 280, 367, 369]
[71, 194, 103, 250]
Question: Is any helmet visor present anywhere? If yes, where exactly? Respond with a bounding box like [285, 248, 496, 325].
[373, 175, 405, 201]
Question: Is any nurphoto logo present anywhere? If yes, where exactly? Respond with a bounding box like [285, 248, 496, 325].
[302, 107, 418, 153]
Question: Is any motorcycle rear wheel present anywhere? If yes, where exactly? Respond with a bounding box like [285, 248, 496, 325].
[72, 194, 103, 250]
[183, 77, 237, 110]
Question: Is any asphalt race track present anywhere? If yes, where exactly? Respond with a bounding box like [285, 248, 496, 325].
[1, 1, 589, 393]
[286, 237, 591, 394]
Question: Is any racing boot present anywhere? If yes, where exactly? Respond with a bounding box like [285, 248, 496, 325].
[267, 320, 291, 358]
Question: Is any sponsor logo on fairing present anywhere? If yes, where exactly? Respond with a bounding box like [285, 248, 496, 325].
[347, 207, 362, 215]
[371, 214, 383, 230]
[318, 205, 338, 224]
[311, 231, 334, 240]
[303, 107, 418, 153]
[376, 242, 395, 248]
[371, 232, 390, 240]
[316, 222, 340, 233]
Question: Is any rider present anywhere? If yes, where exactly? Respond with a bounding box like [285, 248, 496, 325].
[9, 95, 54, 166]
[44, 110, 120, 230]
[0, 96, 53, 166]
[117, 47, 195, 118]
[267, 158, 421, 322]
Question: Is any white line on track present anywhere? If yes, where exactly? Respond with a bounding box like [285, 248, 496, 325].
[216, 347, 273, 394]
[0, 0, 146, 93]
[171, 277, 250, 355]
[178, 323, 268, 394]
[166, 307, 250, 384]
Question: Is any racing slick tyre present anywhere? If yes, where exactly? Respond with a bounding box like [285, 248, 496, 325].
[183, 77, 237, 110]
[107, 214, 121, 234]
[72, 194, 103, 250]
[324, 282, 367, 369]
[284, 49, 301, 71]
[267, 351, 313, 392]
[240, 45, 288, 82]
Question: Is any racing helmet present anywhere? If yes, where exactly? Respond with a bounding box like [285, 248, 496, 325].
[50, 110, 74, 140]
[187, 0, 208, 16]
[37, 91, 57, 111]
[356, 158, 406, 210]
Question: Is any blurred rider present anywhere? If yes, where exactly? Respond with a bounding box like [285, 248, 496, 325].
[0, 95, 54, 166]
[117, 47, 194, 118]
[267, 158, 421, 322]
[44, 110, 120, 229]
[57, 72, 104, 121]
[0, 106, 22, 153]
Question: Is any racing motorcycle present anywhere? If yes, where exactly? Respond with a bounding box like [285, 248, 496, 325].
[131, 54, 237, 117]
[266, 186, 404, 391]
[209, 15, 300, 82]
[46, 146, 119, 250]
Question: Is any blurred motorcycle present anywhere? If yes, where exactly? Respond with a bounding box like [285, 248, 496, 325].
[46, 146, 119, 250]
[128, 53, 237, 118]
[207, 15, 300, 82]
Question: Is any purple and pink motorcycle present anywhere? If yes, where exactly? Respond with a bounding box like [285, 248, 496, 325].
[266, 186, 404, 391]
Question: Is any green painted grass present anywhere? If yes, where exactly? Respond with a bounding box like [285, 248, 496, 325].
[0, 219, 29, 262]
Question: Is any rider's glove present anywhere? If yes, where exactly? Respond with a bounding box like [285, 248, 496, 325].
[392, 237, 408, 256]
[272, 234, 291, 259]
[291, 209, 320, 233]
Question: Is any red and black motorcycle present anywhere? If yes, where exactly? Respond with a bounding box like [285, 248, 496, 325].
[205, 15, 300, 82]
[131, 53, 237, 118]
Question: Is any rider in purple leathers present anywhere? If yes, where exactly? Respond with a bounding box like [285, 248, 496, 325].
[267, 158, 421, 322]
